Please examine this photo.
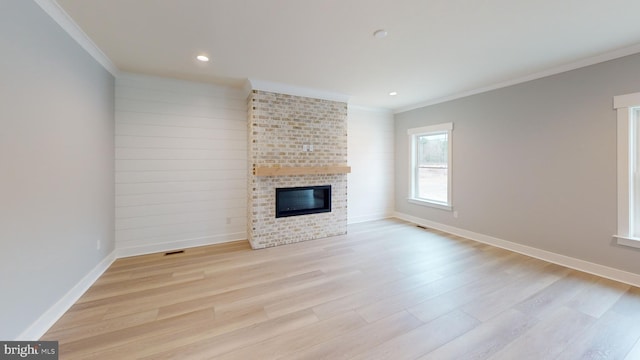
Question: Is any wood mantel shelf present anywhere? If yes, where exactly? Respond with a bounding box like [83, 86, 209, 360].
[253, 165, 351, 176]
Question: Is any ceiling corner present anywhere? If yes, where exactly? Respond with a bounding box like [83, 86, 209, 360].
[35, 0, 119, 76]
[248, 78, 351, 104]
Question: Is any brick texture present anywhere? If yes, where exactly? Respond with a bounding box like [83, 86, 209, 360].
[248, 90, 348, 249]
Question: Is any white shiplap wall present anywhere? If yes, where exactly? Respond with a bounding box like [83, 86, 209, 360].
[115, 73, 247, 257]
[347, 106, 395, 223]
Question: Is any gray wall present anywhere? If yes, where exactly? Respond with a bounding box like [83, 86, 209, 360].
[0, 0, 115, 339]
[395, 53, 640, 275]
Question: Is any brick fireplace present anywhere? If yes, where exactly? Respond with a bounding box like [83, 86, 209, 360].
[247, 90, 348, 249]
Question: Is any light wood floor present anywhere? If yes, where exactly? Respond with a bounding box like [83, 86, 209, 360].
[43, 219, 640, 359]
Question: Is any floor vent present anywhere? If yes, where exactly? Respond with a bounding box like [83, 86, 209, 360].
[164, 250, 185, 256]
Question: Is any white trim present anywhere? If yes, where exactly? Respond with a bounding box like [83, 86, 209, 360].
[348, 213, 395, 225]
[408, 123, 453, 208]
[407, 198, 452, 211]
[396, 44, 640, 114]
[17, 251, 117, 340]
[248, 78, 350, 103]
[614, 235, 640, 249]
[407, 122, 453, 135]
[615, 106, 632, 239]
[116, 232, 246, 258]
[614, 92, 640, 109]
[613, 92, 640, 246]
[18, 231, 247, 338]
[394, 212, 640, 288]
[34, 0, 119, 76]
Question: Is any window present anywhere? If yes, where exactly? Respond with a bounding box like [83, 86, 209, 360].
[614, 92, 640, 248]
[407, 122, 453, 210]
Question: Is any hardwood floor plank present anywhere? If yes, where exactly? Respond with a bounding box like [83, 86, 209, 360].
[215, 311, 368, 360]
[103, 268, 325, 320]
[57, 308, 215, 359]
[212, 269, 363, 319]
[419, 309, 538, 360]
[351, 310, 479, 360]
[356, 251, 522, 323]
[514, 270, 600, 319]
[609, 286, 640, 315]
[78, 305, 270, 360]
[311, 268, 444, 320]
[40, 219, 640, 359]
[556, 309, 640, 359]
[625, 338, 640, 360]
[80, 271, 206, 303]
[43, 306, 109, 332]
[487, 306, 596, 360]
[406, 269, 517, 323]
[279, 311, 423, 360]
[139, 309, 319, 360]
[565, 277, 630, 318]
[44, 309, 158, 343]
[461, 263, 570, 322]
[262, 270, 367, 319]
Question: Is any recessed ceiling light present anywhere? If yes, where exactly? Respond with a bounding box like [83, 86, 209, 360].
[373, 29, 388, 39]
[389, 91, 398, 96]
[196, 55, 210, 62]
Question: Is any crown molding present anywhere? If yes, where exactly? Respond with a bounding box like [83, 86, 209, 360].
[35, 0, 119, 76]
[248, 78, 350, 103]
[395, 43, 640, 114]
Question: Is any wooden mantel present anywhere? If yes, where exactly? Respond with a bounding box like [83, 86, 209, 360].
[253, 165, 351, 176]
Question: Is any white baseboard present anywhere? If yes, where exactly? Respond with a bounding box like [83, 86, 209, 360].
[394, 212, 640, 288]
[19, 232, 247, 339]
[117, 232, 247, 258]
[348, 212, 395, 225]
[18, 251, 117, 340]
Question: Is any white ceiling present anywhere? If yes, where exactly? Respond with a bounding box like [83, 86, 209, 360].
[54, 0, 640, 110]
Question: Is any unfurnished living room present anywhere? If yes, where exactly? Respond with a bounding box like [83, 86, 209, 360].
[3, 0, 640, 358]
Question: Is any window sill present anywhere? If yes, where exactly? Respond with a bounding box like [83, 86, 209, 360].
[407, 198, 452, 211]
[614, 235, 640, 249]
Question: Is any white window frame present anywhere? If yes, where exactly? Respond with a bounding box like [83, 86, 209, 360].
[407, 122, 453, 211]
[614, 91, 640, 248]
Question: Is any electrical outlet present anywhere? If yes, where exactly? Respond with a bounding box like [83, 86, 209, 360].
[96, 239, 101, 250]
[309, 144, 314, 152]
[226, 217, 232, 224]
[453, 211, 459, 218]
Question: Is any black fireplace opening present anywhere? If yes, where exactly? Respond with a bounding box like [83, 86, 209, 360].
[275, 185, 331, 218]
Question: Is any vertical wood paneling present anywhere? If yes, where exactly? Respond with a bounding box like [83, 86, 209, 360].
[347, 106, 395, 223]
[115, 73, 247, 256]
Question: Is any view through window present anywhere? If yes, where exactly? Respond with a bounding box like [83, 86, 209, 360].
[416, 132, 448, 203]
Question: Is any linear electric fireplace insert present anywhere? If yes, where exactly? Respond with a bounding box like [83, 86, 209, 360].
[275, 185, 331, 218]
